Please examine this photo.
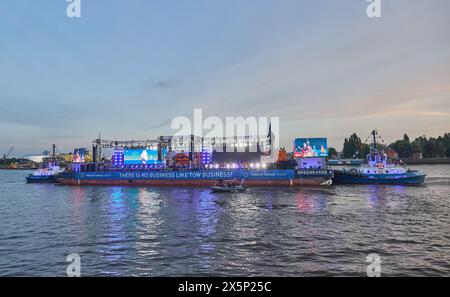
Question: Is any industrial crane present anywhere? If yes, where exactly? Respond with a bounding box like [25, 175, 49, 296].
[2, 147, 14, 163]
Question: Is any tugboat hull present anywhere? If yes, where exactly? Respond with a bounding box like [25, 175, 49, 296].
[26, 175, 58, 183]
[333, 170, 426, 185]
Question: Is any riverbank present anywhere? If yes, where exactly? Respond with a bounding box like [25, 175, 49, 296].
[327, 158, 450, 166]
[402, 158, 450, 165]
[0, 167, 36, 170]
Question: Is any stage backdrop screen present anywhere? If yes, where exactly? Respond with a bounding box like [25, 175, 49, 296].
[294, 138, 328, 158]
[124, 149, 160, 165]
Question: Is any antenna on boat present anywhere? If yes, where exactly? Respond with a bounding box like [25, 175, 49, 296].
[92, 131, 102, 163]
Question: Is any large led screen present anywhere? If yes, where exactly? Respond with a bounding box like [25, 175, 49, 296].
[124, 149, 160, 165]
[73, 148, 86, 163]
[294, 138, 328, 158]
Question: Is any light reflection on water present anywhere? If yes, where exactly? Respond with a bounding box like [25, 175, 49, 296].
[0, 165, 449, 276]
[103, 188, 128, 268]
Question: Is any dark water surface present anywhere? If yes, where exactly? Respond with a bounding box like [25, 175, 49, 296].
[0, 165, 449, 276]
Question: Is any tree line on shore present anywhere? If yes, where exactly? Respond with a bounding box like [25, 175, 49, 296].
[329, 132, 450, 159]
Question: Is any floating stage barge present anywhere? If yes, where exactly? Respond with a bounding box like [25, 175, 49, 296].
[57, 134, 334, 187]
[57, 169, 334, 187]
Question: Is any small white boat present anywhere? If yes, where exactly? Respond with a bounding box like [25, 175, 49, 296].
[210, 179, 247, 193]
[211, 185, 247, 193]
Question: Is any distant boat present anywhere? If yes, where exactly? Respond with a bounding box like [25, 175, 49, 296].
[332, 130, 426, 186]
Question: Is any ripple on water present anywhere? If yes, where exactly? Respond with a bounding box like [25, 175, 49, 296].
[0, 166, 450, 276]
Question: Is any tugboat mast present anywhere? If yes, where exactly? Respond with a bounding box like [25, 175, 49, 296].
[52, 144, 56, 162]
[372, 129, 378, 152]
